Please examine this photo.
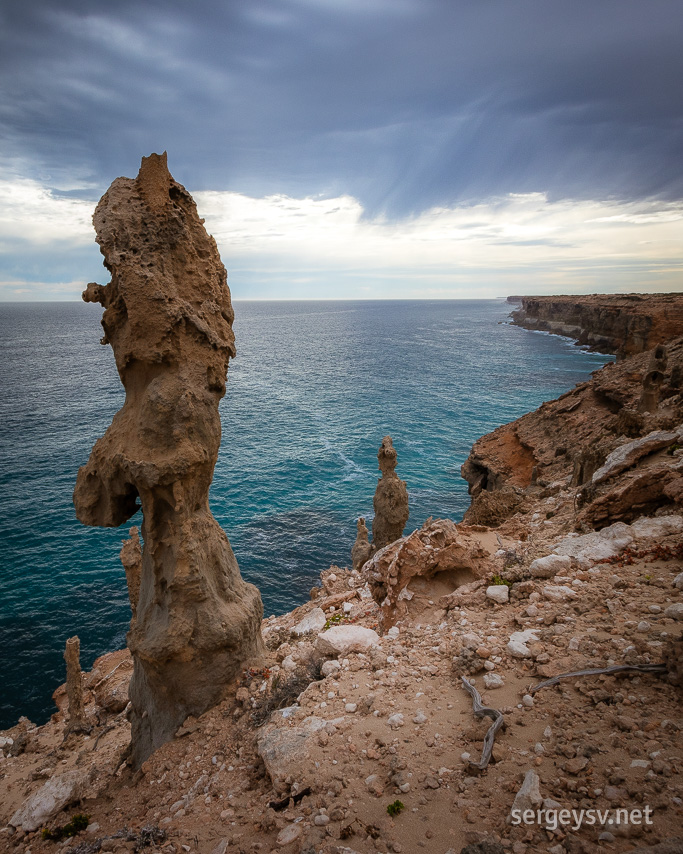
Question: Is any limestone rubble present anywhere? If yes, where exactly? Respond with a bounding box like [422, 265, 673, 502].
[72, 153, 264, 768]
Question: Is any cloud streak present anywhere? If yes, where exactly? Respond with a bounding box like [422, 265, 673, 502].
[1, 176, 680, 299]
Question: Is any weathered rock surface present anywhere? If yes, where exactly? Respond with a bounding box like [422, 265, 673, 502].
[73, 153, 264, 768]
[351, 516, 372, 570]
[528, 553, 571, 578]
[510, 293, 683, 357]
[371, 437, 409, 551]
[10, 769, 90, 831]
[591, 426, 683, 484]
[119, 526, 142, 620]
[64, 635, 84, 733]
[462, 335, 683, 528]
[291, 608, 327, 637]
[256, 714, 327, 791]
[363, 518, 490, 630]
[510, 769, 543, 814]
[315, 625, 379, 656]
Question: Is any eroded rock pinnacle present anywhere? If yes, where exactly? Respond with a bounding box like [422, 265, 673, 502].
[73, 153, 264, 767]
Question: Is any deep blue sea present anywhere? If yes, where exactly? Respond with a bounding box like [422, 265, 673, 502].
[0, 299, 611, 729]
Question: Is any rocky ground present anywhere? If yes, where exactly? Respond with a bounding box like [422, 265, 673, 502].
[2, 329, 683, 854]
[1, 502, 681, 854]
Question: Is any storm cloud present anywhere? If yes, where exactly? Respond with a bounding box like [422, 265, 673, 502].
[2, 0, 683, 211]
[1, 0, 682, 298]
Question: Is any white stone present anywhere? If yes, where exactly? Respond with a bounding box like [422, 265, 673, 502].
[636, 621, 651, 633]
[483, 673, 504, 689]
[507, 629, 540, 659]
[345, 703, 357, 713]
[673, 572, 683, 590]
[522, 694, 534, 708]
[553, 522, 635, 566]
[511, 770, 543, 814]
[0, 736, 13, 749]
[664, 603, 683, 621]
[543, 585, 578, 602]
[315, 625, 380, 656]
[10, 770, 90, 831]
[529, 553, 572, 579]
[321, 660, 341, 678]
[314, 813, 330, 826]
[631, 759, 650, 768]
[387, 713, 404, 728]
[387, 626, 400, 639]
[276, 824, 302, 846]
[342, 601, 354, 614]
[281, 654, 297, 672]
[292, 607, 327, 637]
[631, 515, 683, 540]
[486, 585, 510, 604]
[257, 716, 326, 788]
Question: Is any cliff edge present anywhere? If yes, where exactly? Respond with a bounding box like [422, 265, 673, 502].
[510, 293, 683, 357]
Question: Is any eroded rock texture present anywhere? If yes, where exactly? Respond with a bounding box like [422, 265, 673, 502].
[73, 153, 264, 767]
[364, 519, 490, 630]
[351, 516, 372, 570]
[462, 335, 683, 528]
[510, 293, 683, 357]
[63, 636, 84, 734]
[371, 436, 409, 551]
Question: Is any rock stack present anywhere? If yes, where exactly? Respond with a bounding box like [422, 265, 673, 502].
[73, 153, 264, 767]
[371, 436, 409, 552]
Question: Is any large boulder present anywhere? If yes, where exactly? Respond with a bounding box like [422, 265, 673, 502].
[10, 770, 90, 831]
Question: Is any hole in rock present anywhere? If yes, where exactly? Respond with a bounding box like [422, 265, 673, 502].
[407, 567, 478, 599]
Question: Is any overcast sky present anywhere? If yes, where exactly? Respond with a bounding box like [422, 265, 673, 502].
[1, 0, 682, 300]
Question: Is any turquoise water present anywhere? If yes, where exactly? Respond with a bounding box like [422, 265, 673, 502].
[0, 299, 610, 728]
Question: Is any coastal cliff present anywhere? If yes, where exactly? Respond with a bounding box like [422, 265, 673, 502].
[2, 291, 682, 853]
[510, 293, 683, 357]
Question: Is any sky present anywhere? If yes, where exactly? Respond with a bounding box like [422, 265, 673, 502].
[1, 0, 682, 300]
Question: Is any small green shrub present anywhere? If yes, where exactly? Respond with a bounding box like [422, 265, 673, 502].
[387, 800, 405, 817]
[41, 814, 90, 841]
[490, 574, 512, 588]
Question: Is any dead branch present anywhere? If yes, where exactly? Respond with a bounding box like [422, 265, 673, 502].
[461, 677, 505, 771]
[530, 662, 667, 694]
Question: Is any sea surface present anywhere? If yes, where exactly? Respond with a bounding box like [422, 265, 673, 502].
[0, 299, 611, 729]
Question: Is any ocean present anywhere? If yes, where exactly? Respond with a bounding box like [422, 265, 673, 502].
[0, 299, 611, 729]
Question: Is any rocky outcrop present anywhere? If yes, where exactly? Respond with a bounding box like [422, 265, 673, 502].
[350, 516, 372, 570]
[462, 336, 683, 528]
[63, 636, 84, 734]
[371, 436, 409, 551]
[510, 293, 683, 357]
[73, 153, 264, 768]
[363, 518, 490, 630]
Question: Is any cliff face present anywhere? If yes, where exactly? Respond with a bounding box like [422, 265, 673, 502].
[73, 153, 264, 768]
[511, 293, 683, 357]
[462, 335, 683, 528]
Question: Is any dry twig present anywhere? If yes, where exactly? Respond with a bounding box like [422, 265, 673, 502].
[461, 677, 505, 771]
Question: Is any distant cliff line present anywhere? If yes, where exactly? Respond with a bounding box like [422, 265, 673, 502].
[508, 292, 683, 357]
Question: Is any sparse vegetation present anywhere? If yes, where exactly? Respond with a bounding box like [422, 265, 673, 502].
[41, 814, 90, 841]
[490, 573, 512, 588]
[386, 799, 405, 817]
